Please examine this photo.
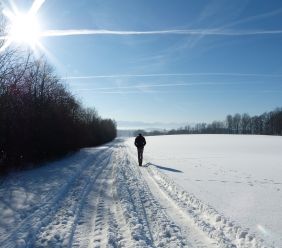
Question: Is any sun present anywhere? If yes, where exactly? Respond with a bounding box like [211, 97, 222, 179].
[0, 0, 45, 53]
[8, 12, 41, 47]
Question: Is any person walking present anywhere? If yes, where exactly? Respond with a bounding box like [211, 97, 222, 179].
[134, 133, 146, 166]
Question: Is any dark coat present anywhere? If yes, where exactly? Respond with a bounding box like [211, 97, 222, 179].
[134, 135, 146, 148]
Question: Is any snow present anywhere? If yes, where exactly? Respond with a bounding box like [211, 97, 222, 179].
[126, 134, 282, 247]
[0, 140, 189, 247]
[0, 135, 280, 247]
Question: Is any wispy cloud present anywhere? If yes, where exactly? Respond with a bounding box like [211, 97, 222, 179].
[155, 7, 282, 58]
[41, 28, 282, 38]
[74, 82, 195, 91]
[223, 8, 282, 29]
[79, 90, 146, 94]
[72, 81, 269, 92]
[63, 72, 282, 80]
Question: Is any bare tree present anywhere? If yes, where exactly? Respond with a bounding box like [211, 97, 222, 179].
[226, 115, 233, 134]
[241, 113, 251, 134]
[233, 114, 241, 134]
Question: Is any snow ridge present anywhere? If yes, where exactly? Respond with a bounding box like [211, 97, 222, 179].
[146, 163, 269, 248]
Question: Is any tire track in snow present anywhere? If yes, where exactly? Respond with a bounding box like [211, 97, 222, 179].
[108, 147, 139, 247]
[71, 144, 140, 248]
[70, 155, 113, 248]
[0, 148, 110, 248]
[67, 150, 114, 248]
[2, 140, 189, 248]
[115, 154, 155, 247]
[86, 190, 108, 248]
[31, 148, 112, 247]
[3, 138, 266, 248]
[115, 145, 188, 247]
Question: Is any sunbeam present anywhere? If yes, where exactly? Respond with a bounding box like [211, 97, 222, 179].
[29, 0, 46, 15]
[0, 38, 12, 53]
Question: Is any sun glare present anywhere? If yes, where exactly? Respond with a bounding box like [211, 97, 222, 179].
[7, 12, 41, 47]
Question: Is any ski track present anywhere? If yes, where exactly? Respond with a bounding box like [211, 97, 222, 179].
[0, 138, 271, 247]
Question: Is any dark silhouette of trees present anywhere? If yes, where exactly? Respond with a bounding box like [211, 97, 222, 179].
[140, 109, 282, 137]
[241, 113, 251, 134]
[0, 45, 116, 174]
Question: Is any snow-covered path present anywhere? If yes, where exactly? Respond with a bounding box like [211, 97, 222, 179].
[140, 165, 217, 248]
[0, 139, 268, 247]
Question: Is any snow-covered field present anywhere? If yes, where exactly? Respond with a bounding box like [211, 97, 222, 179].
[0, 135, 281, 247]
[127, 134, 282, 247]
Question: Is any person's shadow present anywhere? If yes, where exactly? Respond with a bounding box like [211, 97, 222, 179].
[143, 163, 183, 173]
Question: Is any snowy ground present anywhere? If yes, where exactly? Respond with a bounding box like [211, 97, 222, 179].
[0, 135, 279, 247]
[127, 134, 282, 247]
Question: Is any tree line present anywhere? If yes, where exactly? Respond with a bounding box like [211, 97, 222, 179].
[135, 108, 282, 136]
[0, 44, 116, 175]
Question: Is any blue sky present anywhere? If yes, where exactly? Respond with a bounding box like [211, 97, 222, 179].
[3, 0, 282, 127]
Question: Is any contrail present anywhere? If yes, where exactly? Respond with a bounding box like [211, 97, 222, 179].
[73, 81, 263, 92]
[63, 72, 282, 80]
[1, 28, 282, 43]
[41, 28, 282, 37]
[75, 83, 196, 91]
